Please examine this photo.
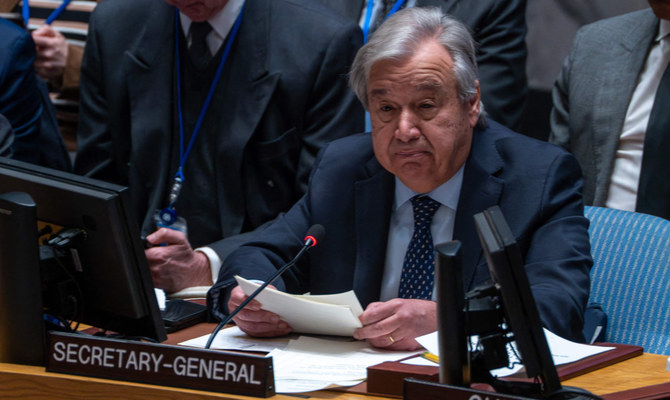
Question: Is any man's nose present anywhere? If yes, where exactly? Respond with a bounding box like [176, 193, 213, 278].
[395, 110, 421, 142]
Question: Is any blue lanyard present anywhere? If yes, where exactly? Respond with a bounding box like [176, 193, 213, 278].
[361, 0, 406, 43]
[22, 0, 73, 27]
[167, 6, 244, 212]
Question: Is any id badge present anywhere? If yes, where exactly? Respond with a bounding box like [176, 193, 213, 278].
[153, 208, 188, 236]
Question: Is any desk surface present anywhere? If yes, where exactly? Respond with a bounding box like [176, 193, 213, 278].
[0, 361, 394, 400]
[563, 351, 669, 396]
[1, 324, 668, 400]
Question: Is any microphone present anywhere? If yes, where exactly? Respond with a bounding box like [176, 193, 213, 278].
[205, 224, 326, 349]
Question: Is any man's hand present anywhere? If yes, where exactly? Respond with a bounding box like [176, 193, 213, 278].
[227, 285, 292, 337]
[145, 227, 213, 293]
[31, 25, 68, 81]
[353, 298, 436, 350]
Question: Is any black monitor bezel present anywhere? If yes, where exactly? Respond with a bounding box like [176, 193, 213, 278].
[473, 205, 561, 394]
[0, 156, 166, 343]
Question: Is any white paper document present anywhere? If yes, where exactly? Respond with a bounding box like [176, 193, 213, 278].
[235, 275, 364, 336]
[179, 329, 422, 394]
[413, 328, 615, 376]
[180, 326, 294, 353]
[269, 336, 422, 393]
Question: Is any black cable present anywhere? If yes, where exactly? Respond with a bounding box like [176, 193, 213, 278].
[46, 244, 84, 331]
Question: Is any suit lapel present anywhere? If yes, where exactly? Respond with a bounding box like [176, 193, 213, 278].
[353, 157, 394, 307]
[125, 2, 175, 140]
[213, 0, 281, 236]
[335, 0, 364, 21]
[453, 128, 504, 289]
[591, 11, 658, 204]
[124, 3, 176, 232]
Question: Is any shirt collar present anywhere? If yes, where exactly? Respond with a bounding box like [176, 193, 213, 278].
[179, 0, 245, 40]
[656, 18, 670, 42]
[393, 165, 464, 212]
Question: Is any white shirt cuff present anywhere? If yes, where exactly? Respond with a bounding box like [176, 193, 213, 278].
[195, 246, 223, 284]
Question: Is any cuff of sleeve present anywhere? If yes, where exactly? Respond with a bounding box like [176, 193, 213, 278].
[167, 286, 211, 300]
[196, 246, 223, 284]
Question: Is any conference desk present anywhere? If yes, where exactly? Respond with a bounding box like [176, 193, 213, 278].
[1, 323, 668, 400]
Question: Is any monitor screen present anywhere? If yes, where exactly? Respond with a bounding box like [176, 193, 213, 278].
[0, 156, 167, 344]
[473, 205, 561, 395]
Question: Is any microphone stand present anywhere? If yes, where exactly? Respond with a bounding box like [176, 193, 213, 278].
[205, 237, 317, 349]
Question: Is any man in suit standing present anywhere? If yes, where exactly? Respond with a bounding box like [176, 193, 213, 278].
[74, 0, 364, 295]
[550, 0, 670, 220]
[210, 7, 592, 349]
[318, 0, 528, 132]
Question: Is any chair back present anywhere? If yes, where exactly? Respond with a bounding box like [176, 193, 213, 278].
[584, 206, 670, 355]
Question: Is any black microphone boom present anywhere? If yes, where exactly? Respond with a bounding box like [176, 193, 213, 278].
[205, 224, 326, 349]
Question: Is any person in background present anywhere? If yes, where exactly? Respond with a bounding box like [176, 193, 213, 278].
[318, 0, 528, 132]
[0, 17, 43, 164]
[74, 0, 365, 296]
[209, 7, 591, 350]
[28, 0, 99, 101]
[31, 24, 69, 87]
[551, 0, 670, 220]
[1, 0, 97, 155]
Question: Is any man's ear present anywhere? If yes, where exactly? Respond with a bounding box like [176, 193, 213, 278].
[468, 81, 481, 128]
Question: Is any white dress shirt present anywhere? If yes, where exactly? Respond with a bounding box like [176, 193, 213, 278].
[178, 0, 245, 56]
[606, 19, 670, 211]
[379, 167, 464, 301]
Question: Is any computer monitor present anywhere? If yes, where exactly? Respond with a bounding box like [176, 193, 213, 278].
[0, 157, 167, 347]
[0, 191, 45, 365]
[473, 205, 562, 396]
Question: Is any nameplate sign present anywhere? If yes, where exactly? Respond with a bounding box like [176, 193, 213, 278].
[46, 331, 275, 397]
[404, 378, 534, 400]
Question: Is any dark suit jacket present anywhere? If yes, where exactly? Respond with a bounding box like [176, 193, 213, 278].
[0, 18, 70, 171]
[75, 0, 364, 256]
[0, 114, 13, 157]
[0, 18, 41, 164]
[210, 120, 592, 342]
[317, 0, 528, 131]
[550, 9, 657, 206]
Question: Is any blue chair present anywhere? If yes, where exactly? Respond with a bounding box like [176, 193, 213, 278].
[583, 206, 670, 355]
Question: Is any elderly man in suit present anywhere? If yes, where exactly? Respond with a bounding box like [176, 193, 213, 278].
[74, 0, 364, 295]
[210, 7, 592, 350]
[318, 0, 528, 132]
[550, 0, 670, 220]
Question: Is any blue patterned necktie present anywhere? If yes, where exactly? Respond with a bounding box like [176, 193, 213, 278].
[398, 195, 441, 299]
